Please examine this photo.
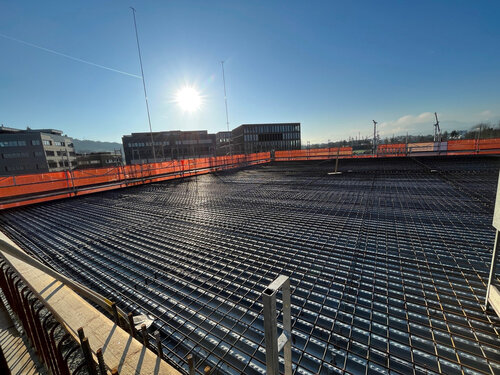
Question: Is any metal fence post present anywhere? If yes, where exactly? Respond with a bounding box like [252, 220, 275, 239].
[262, 275, 292, 375]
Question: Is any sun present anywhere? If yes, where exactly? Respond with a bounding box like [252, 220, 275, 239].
[175, 86, 202, 112]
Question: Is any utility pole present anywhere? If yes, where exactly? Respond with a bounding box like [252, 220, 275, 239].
[221, 61, 232, 156]
[434, 112, 441, 142]
[372, 120, 377, 155]
[130, 7, 156, 163]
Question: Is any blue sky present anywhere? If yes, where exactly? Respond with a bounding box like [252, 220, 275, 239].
[1, 1, 499, 143]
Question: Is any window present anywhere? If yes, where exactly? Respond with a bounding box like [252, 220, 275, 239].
[31, 140, 41, 146]
[5, 165, 25, 171]
[258, 133, 283, 142]
[54, 141, 65, 146]
[2, 152, 29, 159]
[48, 162, 58, 168]
[46, 151, 55, 156]
[43, 140, 52, 146]
[34, 151, 44, 157]
[0, 140, 26, 147]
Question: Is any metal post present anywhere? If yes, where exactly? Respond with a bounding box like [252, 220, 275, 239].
[486, 230, 499, 308]
[141, 324, 149, 347]
[0, 341, 11, 375]
[486, 171, 500, 314]
[111, 302, 120, 326]
[130, 7, 157, 163]
[96, 348, 107, 375]
[262, 275, 292, 375]
[127, 312, 135, 337]
[81, 337, 97, 375]
[187, 354, 195, 375]
[221, 61, 232, 156]
[155, 330, 163, 359]
[335, 147, 340, 172]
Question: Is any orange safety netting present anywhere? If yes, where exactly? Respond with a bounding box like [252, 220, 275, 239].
[377, 143, 406, 157]
[1, 140, 500, 210]
[0, 153, 270, 209]
[275, 147, 353, 161]
[447, 138, 500, 155]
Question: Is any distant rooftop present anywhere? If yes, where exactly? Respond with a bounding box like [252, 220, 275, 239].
[0, 126, 63, 136]
[124, 130, 209, 137]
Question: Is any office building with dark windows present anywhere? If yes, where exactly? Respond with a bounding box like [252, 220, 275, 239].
[75, 151, 123, 169]
[231, 123, 301, 154]
[0, 126, 76, 175]
[215, 131, 233, 156]
[122, 130, 216, 165]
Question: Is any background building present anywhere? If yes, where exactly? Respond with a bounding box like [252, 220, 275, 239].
[231, 123, 301, 154]
[0, 126, 76, 175]
[76, 151, 123, 169]
[122, 130, 216, 165]
[215, 131, 232, 156]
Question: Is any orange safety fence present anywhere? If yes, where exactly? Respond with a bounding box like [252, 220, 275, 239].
[478, 138, 500, 154]
[2, 139, 500, 209]
[377, 143, 407, 157]
[447, 138, 500, 155]
[0, 152, 271, 209]
[448, 139, 477, 152]
[275, 147, 353, 161]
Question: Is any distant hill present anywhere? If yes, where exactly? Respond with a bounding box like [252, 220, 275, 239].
[73, 139, 123, 154]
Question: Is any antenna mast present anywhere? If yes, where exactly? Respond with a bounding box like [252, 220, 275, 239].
[434, 112, 441, 142]
[130, 7, 156, 163]
[221, 61, 232, 155]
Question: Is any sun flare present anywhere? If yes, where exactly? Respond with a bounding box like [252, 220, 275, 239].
[175, 86, 202, 112]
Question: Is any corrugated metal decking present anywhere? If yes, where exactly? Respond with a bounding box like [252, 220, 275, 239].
[1, 156, 499, 375]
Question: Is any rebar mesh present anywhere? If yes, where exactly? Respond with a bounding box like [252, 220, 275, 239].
[1, 156, 499, 375]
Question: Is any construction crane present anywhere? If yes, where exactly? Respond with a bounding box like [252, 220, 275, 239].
[434, 112, 441, 142]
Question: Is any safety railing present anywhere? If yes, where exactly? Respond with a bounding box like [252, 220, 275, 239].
[0, 152, 271, 209]
[0, 234, 181, 375]
[0, 260, 91, 374]
[1, 139, 499, 210]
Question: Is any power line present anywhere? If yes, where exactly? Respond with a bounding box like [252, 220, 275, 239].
[0, 32, 141, 79]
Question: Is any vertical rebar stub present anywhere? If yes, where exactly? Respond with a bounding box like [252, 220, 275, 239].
[262, 275, 292, 375]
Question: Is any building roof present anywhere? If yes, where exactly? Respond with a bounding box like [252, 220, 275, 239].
[0, 126, 63, 135]
[123, 130, 210, 137]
